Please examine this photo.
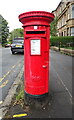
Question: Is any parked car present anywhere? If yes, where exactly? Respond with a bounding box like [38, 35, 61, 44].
[11, 38, 24, 54]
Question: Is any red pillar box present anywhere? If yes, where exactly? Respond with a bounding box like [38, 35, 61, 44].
[18, 11, 54, 97]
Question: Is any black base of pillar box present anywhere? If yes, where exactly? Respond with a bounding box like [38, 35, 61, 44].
[25, 91, 48, 98]
[24, 91, 49, 107]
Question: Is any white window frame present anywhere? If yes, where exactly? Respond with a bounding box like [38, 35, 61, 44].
[72, 4, 74, 18]
[71, 27, 74, 36]
[68, 7, 70, 19]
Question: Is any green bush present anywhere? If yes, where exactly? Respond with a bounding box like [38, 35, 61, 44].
[2, 42, 7, 47]
[50, 36, 74, 47]
[16, 89, 24, 101]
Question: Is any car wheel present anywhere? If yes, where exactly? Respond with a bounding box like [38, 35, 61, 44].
[12, 51, 15, 54]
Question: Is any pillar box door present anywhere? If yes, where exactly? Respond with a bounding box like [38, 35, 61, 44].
[18, 11, 54, 97]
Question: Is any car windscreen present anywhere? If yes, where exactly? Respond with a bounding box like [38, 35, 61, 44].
[12, 40, 24, 44]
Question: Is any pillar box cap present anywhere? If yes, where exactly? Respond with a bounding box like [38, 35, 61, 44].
[18, 11, 54, 26]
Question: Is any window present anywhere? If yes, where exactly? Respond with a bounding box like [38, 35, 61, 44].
[72, 4, 74, 18]
[60, 6, 61, 14]
[64, 14, 66, 24]
[58, 7, 60, 15]
[64, 31, 66, 36]
[57, 22, 59, 29]
[68, 7, 70, 19]
[62, 32, 63, 36]
[71, 27, 74, 36]
[67, 28, 70, 36]
[62, 17, 65, 26]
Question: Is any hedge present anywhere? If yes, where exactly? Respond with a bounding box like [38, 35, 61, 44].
[50, 36, 74, 47]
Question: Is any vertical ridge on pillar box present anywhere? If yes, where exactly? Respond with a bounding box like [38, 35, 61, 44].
[18, 11, 54, 96]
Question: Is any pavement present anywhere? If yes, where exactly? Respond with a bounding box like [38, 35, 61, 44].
[51, 46, 74, 56]
[0, 49, 72, 119]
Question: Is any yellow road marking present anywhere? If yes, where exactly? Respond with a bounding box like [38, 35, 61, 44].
[0, 78, 4, 82]
[0, 71, 11, 82]
[4, 71, 10, 77]
[0, 101, 3, 104]
[0, 80, 9, 88]
[13, 113, 27, 118]
[0, 72, 10, 82]
[0, 60, 21, 83]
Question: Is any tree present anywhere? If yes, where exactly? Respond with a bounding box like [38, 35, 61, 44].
[50, 17, 58, 36]
[0, 15, 9, 45]
[9, 28, 24, 42]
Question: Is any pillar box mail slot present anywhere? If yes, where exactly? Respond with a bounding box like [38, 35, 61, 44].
[26, 31, 45, 34]
[18, 11, 54, 97]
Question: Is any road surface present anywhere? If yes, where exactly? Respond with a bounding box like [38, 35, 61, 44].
[0, 47, 24, 103]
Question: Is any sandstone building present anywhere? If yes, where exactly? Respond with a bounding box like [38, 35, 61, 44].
[52, 0, 74, 36]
